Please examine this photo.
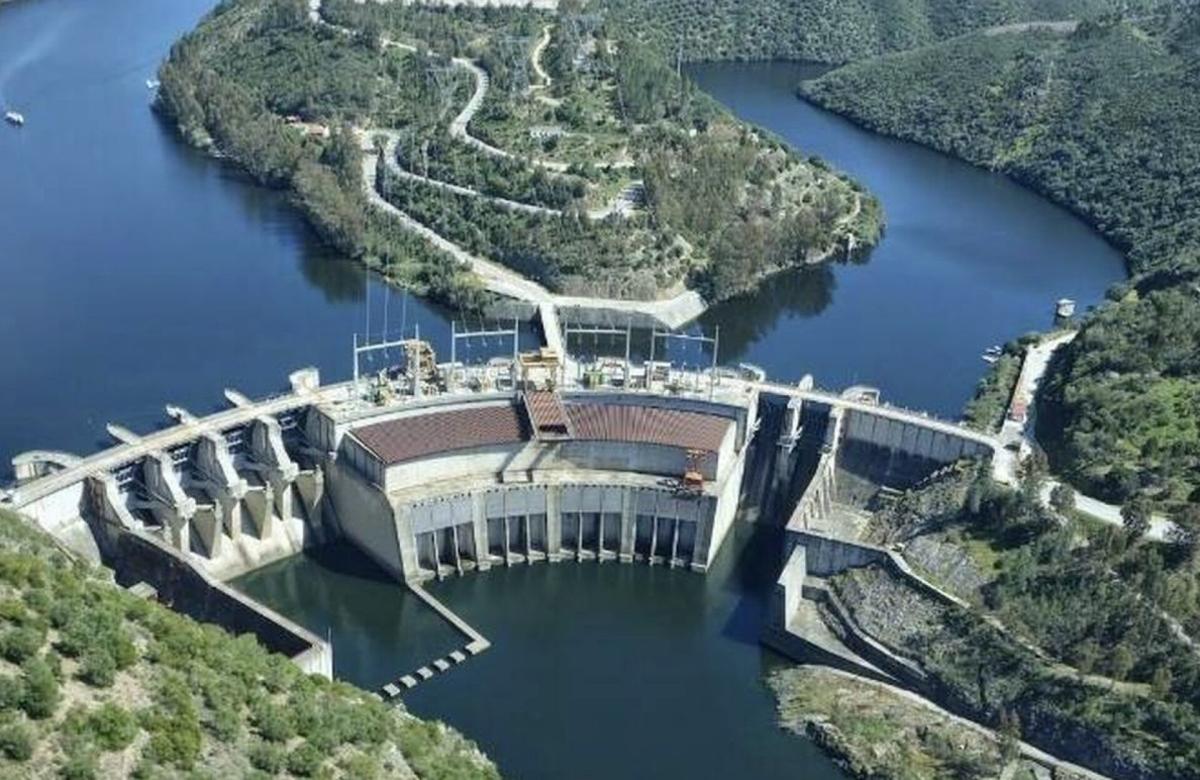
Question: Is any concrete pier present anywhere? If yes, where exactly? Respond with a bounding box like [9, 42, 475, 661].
[379, 582, 491, 697]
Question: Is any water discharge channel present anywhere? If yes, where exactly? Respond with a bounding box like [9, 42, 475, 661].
[0, 0, 1127, 776]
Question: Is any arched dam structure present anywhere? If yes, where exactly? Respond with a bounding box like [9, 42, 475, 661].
[2, 327, 1001, 687]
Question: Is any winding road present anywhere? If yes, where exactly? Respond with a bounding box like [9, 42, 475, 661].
[308, 0, 703, 325]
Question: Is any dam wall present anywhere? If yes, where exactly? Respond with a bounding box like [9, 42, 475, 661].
[326, 456, 406, 581]
[111, 528, 332, 677]
[766, 527, 966, 696]
[837, 407, 993, 490]
[5, 358, 1006, 683]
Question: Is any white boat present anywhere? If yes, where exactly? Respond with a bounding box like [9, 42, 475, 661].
[981, 354, 999, 364]
[145, 79, 160, 90]
[4, 111, 25, 127]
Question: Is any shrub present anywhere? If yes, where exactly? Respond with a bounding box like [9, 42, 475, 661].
[20, 657, 60, 719]
[0, 626, 45, 663]
[249, 740, 287, 774]
[0, 598, 28, 623]
[0, 674, 23, 711]
[143, 675, 202, 769]
[339, 753, 382, 780]
[89, 702, 138, 751]
[287, 742, 324, 777]
[0, 723, 34, 761]
[80, 648, 117, 688]
[252, 700, 295, 743]
[59, 745, 99, 780]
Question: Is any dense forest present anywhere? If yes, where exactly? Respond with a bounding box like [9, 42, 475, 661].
[0, 509, 494, 778]
[157, 0, 876, 308]
[601, 0, 1155, 63]
[157, 0, 491, 309]
[798, 10, 1200, 512]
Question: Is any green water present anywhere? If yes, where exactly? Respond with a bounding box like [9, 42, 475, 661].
[236, 525, 847, 779]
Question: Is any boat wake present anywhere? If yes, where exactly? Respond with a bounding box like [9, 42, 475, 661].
[0, 8, 76, 113]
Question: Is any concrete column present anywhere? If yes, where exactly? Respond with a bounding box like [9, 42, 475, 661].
[246, 416, 299, 520]
[242, 486, 271, 539]
[472, 493, 490, 571]
[502, 516, 511, 565]
[83, 473, 138, 531]
[619, 487, 635, 562]
[452, 525, 463, 575]
[432, 531, 442, 580]
[523, 516, 532, 560]
[295, 467, 325, 523]
[574, 513, 582, 560]
[669, 519, 680, 568]
[396, 506, 421, 579]
[649, 516, 659, 565]
[190, 506, 223, 559]
[169, 514, 190, 553]
[545, 485, 561, 561]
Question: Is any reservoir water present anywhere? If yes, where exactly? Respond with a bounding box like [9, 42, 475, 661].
[0, 0, 1129, 777]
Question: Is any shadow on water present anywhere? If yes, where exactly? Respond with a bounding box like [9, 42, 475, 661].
[716, 522, 788, 647]
[297, 542, 398, 585]
[699, 262, 839, 359]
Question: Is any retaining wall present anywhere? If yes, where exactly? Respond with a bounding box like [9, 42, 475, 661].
[112, 529, 332, 677]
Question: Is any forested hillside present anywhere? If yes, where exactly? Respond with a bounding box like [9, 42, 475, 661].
[602, 0, 1154, 63]
[158, 0, 877, 306]
[799, 11, 1200, 511]
[0, 509, 496, 778]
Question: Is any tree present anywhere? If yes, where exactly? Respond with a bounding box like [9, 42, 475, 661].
[997, 708, 1021, 762]
[1152, 665, 1174, 699]
[1049, 484, 1076, 515]
[1122, 498, 1154, 540]
[1072, 639, 1101, 675]
[1110, 644, 1135, 685]
[1019, 450, 1048, 501]
[1168, 504, 1200, 567]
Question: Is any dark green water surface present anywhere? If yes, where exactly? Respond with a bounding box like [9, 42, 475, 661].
[237, 526, 846, 779]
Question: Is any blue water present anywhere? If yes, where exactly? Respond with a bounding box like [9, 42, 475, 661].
[0, 0, 531, 477]
[690, 61, 1125, 414]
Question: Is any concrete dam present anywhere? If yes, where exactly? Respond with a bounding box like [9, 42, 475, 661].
[1, 316, 1001, 693]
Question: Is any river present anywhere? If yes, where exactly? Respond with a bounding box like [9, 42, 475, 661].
[0, 0, 1127, 777]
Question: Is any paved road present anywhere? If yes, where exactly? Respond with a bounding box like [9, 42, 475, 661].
[1001, 332, 1173, 540]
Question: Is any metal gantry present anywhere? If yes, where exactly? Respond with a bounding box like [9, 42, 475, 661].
[448, 318, 521, 391]
[352, 323, 422, 385]
[563, 319, 633, 386]
[648, 326, 720, 399]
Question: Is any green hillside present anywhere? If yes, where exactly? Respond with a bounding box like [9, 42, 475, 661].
[799, 11, 1200, 510]
[0, 509, 496, 779]
[158, 0, 877, 306]
[602, 0, 1153, 63]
